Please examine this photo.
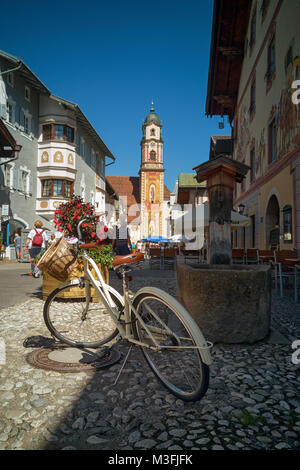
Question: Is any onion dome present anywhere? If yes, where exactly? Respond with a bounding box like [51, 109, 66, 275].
[144, 101, 162, 126]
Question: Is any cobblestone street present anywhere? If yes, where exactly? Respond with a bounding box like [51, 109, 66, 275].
[0, 263, 300, 451]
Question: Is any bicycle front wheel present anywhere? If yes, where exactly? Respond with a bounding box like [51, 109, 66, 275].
[132, 289, 209, 402]
[43, 281, 122, 348]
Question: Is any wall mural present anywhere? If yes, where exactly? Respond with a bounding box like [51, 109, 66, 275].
[275, 56, 300, 160]
[236, 103, 251, 162]
[236, 55, 300, 178]
[256, 128, 266, 177]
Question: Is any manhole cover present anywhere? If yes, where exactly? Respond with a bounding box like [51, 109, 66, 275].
[26, 344, 121, 372]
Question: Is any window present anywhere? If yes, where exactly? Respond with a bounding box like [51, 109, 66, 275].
[54, 124, 64, 140]
[81, 138, 85, 157]
[151, 128, 156, 136]
[43, 124, 52, 141]
[4, 164, 11, 187]
[65, 126, 74, 143]
[24, 115, 30, 134]
[25, 86, 30, 102]
[283, 205, 292, 242]
[53, 179, 63, 196]
[268, 119, 277, 163]
[21, 171, 29, 192]
[65, 181, 72, 198]
[41, 179, 73, 198]
[250, 148, 255, 183]
[42, 123, 74, 143]
[266, 35, 276, 83]
[7, 72, 13, 87]
[6, 101, 13, 124]
[42, 179, 51, 197]
[150, 150, 156, 161]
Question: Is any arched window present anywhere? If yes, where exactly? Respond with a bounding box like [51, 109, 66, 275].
[150, 150, 156, 161]
[151, 128, 155, 136]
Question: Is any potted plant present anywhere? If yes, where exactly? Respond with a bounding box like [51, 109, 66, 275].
[42, 195, 114, 299]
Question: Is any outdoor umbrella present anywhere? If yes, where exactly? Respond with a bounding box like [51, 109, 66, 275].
[145, 236, 170, 243]
[170, 234, 193, 243]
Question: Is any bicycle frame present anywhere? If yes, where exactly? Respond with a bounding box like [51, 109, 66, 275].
[74, 250, 212, 364]
[80, 251, 170, 351]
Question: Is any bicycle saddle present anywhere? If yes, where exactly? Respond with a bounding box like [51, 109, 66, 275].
[113, 252, 144, 268]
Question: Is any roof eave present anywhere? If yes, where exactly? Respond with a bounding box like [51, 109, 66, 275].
[50, 94, 116, 161]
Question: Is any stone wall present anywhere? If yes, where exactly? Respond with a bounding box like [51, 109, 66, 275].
[177, 262, 271, 344]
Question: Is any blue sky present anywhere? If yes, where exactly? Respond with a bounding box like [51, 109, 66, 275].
[1, 0, 231, 191]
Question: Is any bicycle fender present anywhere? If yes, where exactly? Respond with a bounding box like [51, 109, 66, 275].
[133, 286, 212, 366]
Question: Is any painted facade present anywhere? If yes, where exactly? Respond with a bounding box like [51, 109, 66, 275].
[233, 0, 300, 251]
[206, 0, 300, 251]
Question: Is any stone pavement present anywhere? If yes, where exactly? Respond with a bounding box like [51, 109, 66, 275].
[0, 264, 300, 450]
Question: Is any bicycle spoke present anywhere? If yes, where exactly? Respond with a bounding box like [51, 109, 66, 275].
[44, 283, 120, 347]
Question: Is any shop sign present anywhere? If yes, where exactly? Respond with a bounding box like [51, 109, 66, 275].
[1, 205, 9, 216]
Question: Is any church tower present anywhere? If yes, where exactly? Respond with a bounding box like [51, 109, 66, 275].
[140, 102, 165, 238]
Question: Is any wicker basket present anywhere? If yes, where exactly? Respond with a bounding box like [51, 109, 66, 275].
[42, 264, 109, 300]
[37, 236, 78, 282]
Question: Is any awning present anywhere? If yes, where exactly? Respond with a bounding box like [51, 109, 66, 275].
[173, 201, 250, 234]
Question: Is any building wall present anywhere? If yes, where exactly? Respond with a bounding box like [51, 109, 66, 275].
[0, 56, 111, 256]
[0, 58, 43, 239]
[233, 0, 300, 250]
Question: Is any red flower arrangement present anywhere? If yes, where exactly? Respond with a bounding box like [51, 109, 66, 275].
[53, 195, 104, 244]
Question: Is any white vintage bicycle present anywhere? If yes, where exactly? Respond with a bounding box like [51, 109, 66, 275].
[43, 217, 212, 402]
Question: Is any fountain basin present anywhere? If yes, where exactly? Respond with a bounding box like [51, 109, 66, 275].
[177, 263, 271, 344]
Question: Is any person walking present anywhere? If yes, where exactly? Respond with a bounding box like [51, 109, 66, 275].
[14, 230, 21, 261]
[111, 222, 132, 256]
[25, 220, 48, 277]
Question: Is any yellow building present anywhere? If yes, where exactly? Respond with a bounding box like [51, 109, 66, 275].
[206, 0, 300, 251]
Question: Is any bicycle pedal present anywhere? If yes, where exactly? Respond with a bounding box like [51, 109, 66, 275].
[95, 346, 110, 358]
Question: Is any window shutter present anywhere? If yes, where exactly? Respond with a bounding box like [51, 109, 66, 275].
[0, 103, 6, 119]
[12, 167, 17, 189]
[29, 174, 33, 195]
[17, 168, 22, 190]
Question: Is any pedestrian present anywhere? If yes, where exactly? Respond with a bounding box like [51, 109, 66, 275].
[14, 230, 21, 261]
[48, 233, 56, 246]
[112, 221, 132, 256]
[25, 220, 48, 278]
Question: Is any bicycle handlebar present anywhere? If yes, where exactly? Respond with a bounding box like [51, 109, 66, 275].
[77, 213, 106, 242]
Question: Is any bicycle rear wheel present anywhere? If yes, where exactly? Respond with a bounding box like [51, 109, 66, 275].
[43, 281, 122, 348]
[132, 288, 210, 402]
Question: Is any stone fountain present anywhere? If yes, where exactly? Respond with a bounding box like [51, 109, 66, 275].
[177, 155, 271, 344]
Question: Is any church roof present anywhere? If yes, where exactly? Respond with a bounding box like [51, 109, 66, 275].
[143, 102, 162, 126]
[106, 176, 141, 223]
